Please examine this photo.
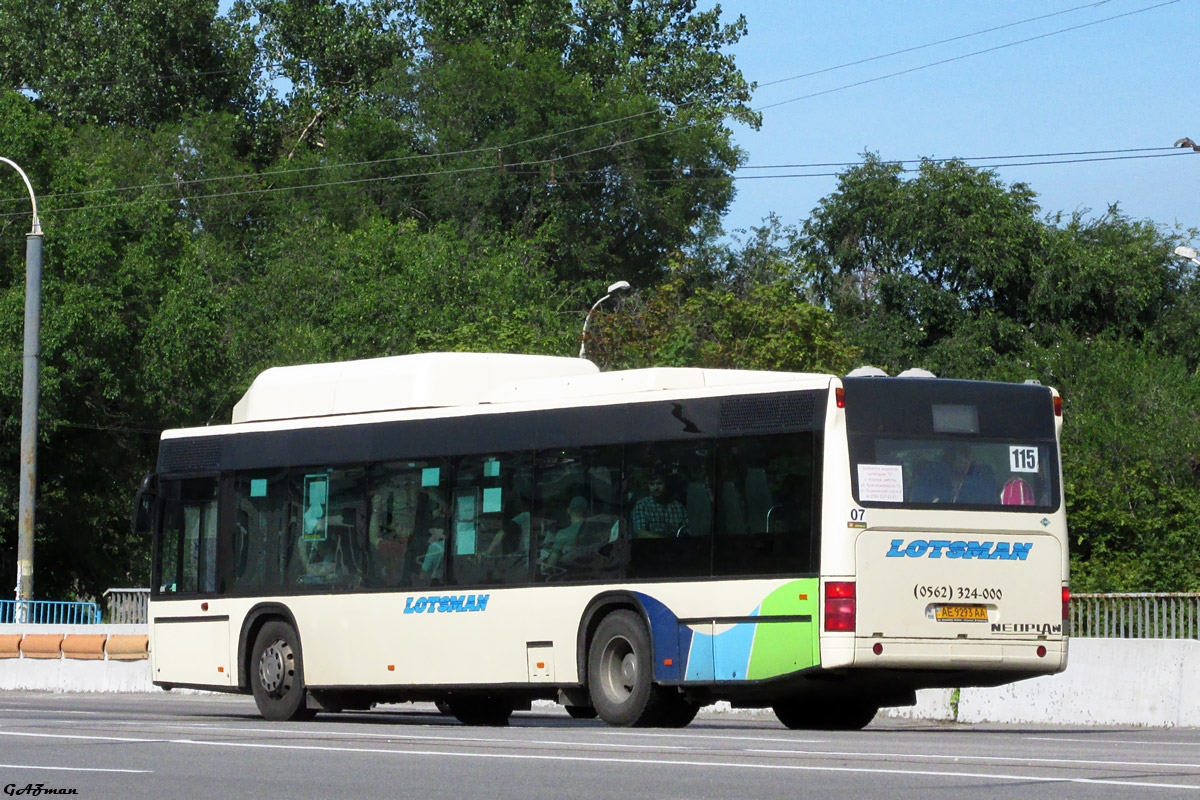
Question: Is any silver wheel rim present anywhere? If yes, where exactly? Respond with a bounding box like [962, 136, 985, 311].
[258, 639, 295, 698]
[599, 635, 637, 704]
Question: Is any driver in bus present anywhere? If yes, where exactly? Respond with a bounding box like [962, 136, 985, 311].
[912, 443, 996, 504]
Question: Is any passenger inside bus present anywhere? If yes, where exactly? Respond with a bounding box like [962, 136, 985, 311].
[542, 495, 588, 567]
[410, 490, 448, 585]
[368, 483, 414, 583]
[631, 470, 687, 538]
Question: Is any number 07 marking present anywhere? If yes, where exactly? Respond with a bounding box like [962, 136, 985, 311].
[1009, 445, 1039, 473]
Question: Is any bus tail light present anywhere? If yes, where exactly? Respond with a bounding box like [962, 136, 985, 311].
[835, 387, 845, 409]
[825, 581, 856, 632]
[1062, 586, 1070, 622]
[1053, 395, 1062, 417]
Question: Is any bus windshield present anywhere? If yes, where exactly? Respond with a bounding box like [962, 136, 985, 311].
[843, 378, 1059, 512]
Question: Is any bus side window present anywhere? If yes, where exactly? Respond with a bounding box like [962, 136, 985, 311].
[156, 482, 183, 594]
[625, 442, 712, 579]
[407, 463, 450, 587]
[714, 433, 814, 577]
[285, 467, 368, 589]
[367, 464, 417, 587]
[326, 467, 369, 586]
[155, 477, 218, 595]
[534, 446, 625, 583]
[448, 453, 532, 587]
[366, 460, 455, 588]
[231, 470, 287, 593]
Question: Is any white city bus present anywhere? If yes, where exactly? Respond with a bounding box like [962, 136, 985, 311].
[137, 352, 1068, 729]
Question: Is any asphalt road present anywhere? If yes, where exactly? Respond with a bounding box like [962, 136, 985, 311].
[1, 692, 1199, 799]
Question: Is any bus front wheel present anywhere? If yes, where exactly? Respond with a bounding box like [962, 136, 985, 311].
[250, 621, 315, 722]
[660, 693, 700, 728]
[587, 610, 667, 726]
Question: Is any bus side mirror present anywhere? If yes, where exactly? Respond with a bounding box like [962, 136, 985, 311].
[133, 473, 158, 536]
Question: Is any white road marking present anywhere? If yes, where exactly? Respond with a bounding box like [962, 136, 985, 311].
[590, 729, 825, 744]
[0, 732, 159, 744]
[0, 729, 1196, 790]
[749, 747, 1200, 770]
[1028, 736, 1200, 747]
[0, 763, 151, 774]
[116, 722, 698, 751]
[82, 718, 823, 746]
[0, 707, 106, 715]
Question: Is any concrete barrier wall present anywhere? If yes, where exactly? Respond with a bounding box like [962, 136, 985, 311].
[881, 638, 1200, 727]
[0, 624, 154, 692]
[3, 632, 1200, 726]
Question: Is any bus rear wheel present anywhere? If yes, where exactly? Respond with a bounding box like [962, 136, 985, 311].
[565, 705, 598, 720]
[772, 699, 877, 731]
[251, 621, 315, 722]
[587, 610, 667, 726]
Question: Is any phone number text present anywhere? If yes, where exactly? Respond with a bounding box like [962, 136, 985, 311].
[914, 585, 1003, 601]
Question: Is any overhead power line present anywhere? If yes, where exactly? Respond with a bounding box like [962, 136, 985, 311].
[756, 0, 1182, 111]
[755, 0, 1116, 90]
[0, 147, 1189, 224]
[2, 0, 1164, 209]
[737, 146, 1181, 169]
[0, 1, 1182, 217]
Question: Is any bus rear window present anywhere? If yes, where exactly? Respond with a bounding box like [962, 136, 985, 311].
[844, 378, 1059, 512]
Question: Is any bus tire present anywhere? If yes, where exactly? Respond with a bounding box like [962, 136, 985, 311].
[448, 696, 513, 726]
[660, 694, 700, 728]
[250, 621, 315, 722]
[587, 610, 667, 727]
[772, 699, 877, 731]
[565, 705, 598, 720]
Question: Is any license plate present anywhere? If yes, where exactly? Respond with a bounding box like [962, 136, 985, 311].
[935, 604, 988, 622]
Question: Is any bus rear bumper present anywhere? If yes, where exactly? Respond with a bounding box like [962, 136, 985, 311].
[850, 638, 1066, 672]
[822, 637, 1067, 673]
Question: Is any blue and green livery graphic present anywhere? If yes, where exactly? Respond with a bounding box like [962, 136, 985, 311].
[637, 580, 820, 684]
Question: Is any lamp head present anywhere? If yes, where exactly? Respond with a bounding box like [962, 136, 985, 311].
[607, 280, 631, 294]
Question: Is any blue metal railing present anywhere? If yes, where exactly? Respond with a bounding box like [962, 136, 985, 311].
[0, 599, 102, 624]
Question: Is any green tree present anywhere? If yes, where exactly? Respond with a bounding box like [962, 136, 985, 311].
[588, 276, 857, 375]
[1029, 337, 1200, 591]
[801, 155, 1194, 376]
[264, 0, 760, 285]
[0, 0, 259, 126]
[227, 217, 577, 384]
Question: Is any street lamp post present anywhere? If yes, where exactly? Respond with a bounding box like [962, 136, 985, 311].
[1, 157, 43, 620]
[1174, 245, 1200, 268]
[579, 280, 630, 359]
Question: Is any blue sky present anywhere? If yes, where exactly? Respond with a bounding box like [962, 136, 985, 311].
[718, 0, 1200, 242]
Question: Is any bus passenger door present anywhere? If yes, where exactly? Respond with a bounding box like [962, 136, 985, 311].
[151, 476, 234, 688]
